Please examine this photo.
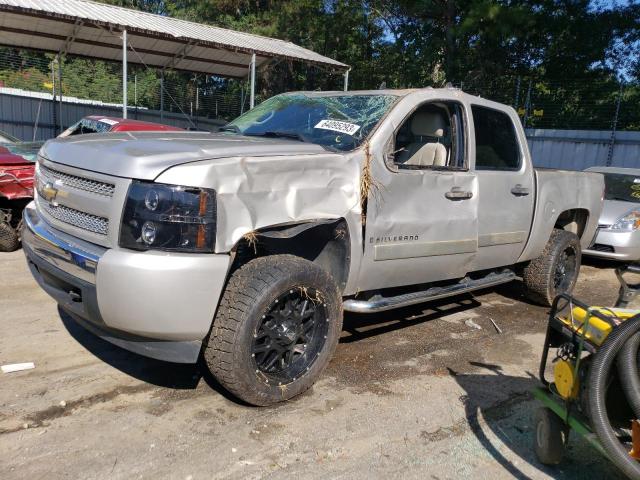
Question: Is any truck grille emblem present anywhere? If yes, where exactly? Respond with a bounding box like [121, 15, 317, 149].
[38, 180, 61, 207]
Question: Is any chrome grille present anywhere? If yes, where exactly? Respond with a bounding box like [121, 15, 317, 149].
[39, 164, 115, 197]
[39, 196, 109, 235]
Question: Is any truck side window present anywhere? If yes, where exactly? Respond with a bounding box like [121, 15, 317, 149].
[472, 105, 521, 171]
[393, 101, 465, 170]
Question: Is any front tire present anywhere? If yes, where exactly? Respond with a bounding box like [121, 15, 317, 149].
[523, 229, 581, 306]
[0, 222, 20, 252]
[204, 255, 342, 406]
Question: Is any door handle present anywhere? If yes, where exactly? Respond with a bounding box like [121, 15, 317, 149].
[445, 187, 473, 200]
[511, 184, 530, 196]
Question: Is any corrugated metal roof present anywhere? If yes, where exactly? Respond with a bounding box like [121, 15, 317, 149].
[0, 0, 348, 78]
[0, 86, 148, 108]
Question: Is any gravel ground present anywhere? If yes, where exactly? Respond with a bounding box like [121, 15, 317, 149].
[0, 249, 632, 479]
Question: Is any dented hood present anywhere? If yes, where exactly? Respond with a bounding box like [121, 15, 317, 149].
[0, 160, 35, 200]
[39, 131, 327, 180]
[0, 153, 32, 167]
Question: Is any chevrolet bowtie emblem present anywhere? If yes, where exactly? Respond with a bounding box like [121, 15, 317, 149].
[38, 180, 60, 206]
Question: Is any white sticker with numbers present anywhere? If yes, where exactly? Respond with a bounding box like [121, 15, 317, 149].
[99, 118, 119, 126]
[314, 119, 361, 135]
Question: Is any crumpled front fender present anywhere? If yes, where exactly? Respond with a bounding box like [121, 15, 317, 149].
[154, 152, 364, 294]
[0, 166, 35, 200]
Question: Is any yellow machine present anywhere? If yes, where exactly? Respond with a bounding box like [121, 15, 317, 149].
[559, 306, 638, 346]
[534, 264, 640, 478]
[554, 305, 638, 400]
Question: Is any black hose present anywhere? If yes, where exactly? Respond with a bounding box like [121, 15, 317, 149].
[588, 316, 640, 480]
[617, 331, 640, 419]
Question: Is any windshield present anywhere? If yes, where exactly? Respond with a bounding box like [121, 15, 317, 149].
[59, 118, 113, 138]
[602, 173, 640, 203]
[225, 93, 398, 152]
[3, 143, 42, 162]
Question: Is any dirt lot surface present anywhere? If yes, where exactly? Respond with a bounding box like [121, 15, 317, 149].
[0, 249, 633, 479]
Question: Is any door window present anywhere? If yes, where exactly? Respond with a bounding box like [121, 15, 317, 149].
[472, 105, 521, 171]
[392, 101, 466, 170]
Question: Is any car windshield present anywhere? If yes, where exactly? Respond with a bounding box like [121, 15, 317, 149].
[224, 93, 398, 152]
[59, 118, 113, 138]
[3, 143, 42, 162]
[602, 173, 640, 203]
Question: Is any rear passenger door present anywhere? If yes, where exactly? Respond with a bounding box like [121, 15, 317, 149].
[471, 104, 535, 271]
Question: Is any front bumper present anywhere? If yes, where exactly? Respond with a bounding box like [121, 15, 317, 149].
[583, 228, 640, 261]
[22, 202, 231, 363]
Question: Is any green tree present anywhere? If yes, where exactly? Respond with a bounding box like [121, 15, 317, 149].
[2, 1, 639, 129]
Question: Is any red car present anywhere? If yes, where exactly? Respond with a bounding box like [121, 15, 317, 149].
[0, 119, 183, 251]
[0, 145, 35, 251]
[59, 116, 183, 137]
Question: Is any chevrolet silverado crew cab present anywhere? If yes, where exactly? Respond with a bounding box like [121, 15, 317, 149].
[23, 88, 604, 405]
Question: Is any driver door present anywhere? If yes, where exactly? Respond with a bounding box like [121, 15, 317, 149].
[356, 99, 478, 292]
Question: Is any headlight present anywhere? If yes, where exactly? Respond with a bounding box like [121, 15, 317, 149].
[610, 209, 640, 232]
[119, 181, 216, 252]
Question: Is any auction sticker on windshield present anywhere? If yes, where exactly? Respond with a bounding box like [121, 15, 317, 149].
[314, 119, 361, 135]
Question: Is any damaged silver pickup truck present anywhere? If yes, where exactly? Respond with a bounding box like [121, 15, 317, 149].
[22, 88, 604, 405]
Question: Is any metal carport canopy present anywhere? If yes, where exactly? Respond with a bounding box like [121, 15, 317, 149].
[0, 0, 350, 79]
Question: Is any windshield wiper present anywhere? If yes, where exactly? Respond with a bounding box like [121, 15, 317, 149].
[247, 131, 307, 142]
[219, 124, 240, 133]
[245, 130, 343, 152]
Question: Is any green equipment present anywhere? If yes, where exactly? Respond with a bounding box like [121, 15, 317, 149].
[534, 264, 640, 479]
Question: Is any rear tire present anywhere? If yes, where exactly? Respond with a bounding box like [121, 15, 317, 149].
[523, 229, 581, 306]
[204, 254, 342, 406]
[0, 222, 20, 252]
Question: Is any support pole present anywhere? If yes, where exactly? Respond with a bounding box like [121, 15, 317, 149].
[51, 58, 58, 136]
[134, 74, 138, 119]
[57, 56, 63, 134]
[249, 52, 256, 109]
[343, 69, 350, 91]
[122, 29, 128, 119]
[195, 79, 199, 128]
[607, 84, 623, 167]
[523, 79, 532, 128]
[160, 72, 164, 121]
[33, 99, 42, 141]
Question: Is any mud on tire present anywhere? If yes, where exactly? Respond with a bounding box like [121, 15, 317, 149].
[0, 221, 20, 252]
[523, 229, 581, 306]
[203, 254, 343, 406]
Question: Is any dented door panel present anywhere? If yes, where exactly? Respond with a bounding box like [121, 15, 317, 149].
[356, 165, 478, 291]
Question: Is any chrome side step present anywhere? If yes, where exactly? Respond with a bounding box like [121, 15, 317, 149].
[343, 270, 518, 313]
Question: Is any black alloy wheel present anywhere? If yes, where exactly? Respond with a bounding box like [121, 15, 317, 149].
[553, 247, 578, 293]
[252, 288, 329, 383]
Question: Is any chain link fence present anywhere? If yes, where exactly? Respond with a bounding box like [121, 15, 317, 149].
[0, 48, 249, 137]
[1, 48, 639, 142]
[458, 76, 638, 132]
